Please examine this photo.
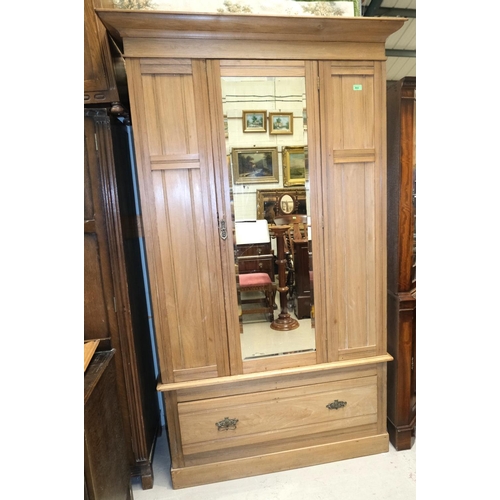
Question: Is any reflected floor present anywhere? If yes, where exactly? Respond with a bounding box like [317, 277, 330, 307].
[240, 296, 315, 359]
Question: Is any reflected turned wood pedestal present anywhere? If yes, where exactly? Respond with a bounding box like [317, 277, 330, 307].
[269, 225, 299, 331]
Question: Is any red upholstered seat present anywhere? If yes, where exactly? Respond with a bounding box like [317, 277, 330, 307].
[239, 273, 271, 287]
[237, 273, 275, 323]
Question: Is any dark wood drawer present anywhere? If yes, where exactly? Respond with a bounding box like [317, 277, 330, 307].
[238, 254, 274, 281]
[235, 243, 272, 257]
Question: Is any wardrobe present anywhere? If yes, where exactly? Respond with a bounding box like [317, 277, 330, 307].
[96, 8, 406, 489]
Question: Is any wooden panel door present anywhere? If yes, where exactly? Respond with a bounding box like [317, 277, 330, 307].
[319, 61, 387, 362]
[126, 58, 231, 384]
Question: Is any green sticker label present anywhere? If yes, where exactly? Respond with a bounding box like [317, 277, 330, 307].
[353, 84, 362, 91]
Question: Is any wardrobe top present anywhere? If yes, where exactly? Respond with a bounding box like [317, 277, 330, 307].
[96, 8, 406, 46]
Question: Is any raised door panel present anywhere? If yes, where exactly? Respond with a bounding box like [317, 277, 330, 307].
[127, 58, 230, 384]
[320, 62, 386, 361]
[397, 81, 416, 292]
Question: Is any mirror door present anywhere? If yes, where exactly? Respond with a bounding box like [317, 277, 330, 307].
[217, 61, 320, 373]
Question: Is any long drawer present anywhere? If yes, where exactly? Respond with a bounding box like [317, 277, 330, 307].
[177, 375, 378, 456]
[235, 243, 272, 257]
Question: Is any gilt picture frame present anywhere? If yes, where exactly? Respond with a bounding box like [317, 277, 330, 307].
[256, 188, 307, 221]
[269, 112, 293, 135]
[242, 110, 267, 133]
[282, 146, 306, 186]
[231, 147, 279, 184]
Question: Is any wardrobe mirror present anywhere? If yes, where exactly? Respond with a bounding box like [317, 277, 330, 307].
[221, 72, 315, 363]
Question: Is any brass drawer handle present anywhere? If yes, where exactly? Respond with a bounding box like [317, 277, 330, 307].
[326, 400, 347, 410]
[215, 417, 239, 431]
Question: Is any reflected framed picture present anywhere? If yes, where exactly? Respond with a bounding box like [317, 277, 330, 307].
[282, 146, 306, 186]
[231, 147, 279, 184]
[242, 110, 267, 133]
[269, 112, 293, 135]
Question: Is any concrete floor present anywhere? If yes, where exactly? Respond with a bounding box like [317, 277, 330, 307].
[131, 428, 416, 500]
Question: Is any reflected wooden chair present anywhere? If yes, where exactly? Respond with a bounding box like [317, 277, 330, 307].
[273, 215, 309, 243]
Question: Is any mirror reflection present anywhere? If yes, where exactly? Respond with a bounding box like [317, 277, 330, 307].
[279, 194, 295, 214]
[221, 75, 315, 362]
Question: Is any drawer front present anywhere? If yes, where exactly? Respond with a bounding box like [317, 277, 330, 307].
[178, 375, 378, 456]
[238, 256, 273, 277]
[235, 243, 271, 257]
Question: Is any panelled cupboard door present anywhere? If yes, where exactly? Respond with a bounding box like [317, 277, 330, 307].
[126, 58, 231, 384]
[319, 61, 387, 362]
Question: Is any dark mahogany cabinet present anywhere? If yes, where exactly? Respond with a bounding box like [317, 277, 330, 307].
[84, 0, 160, 488]
[235, 243, 274, 282]
[84, 349, 132, 500]
[292, 240, 312, 319]
[386, 76, 416, 450]
[84, 108, 160, 488]
[84, 0, 119, 104]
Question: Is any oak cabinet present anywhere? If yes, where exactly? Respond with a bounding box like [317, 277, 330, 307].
[97, 9, 406, 489]
[386, 77, 416, 450]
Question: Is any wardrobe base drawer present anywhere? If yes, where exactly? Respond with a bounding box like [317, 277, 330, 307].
[178, 375, 378, 457]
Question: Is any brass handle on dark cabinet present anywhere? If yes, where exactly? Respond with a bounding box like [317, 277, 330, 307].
[326, 400, 347, 410]
[215, 417, 239, 431]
